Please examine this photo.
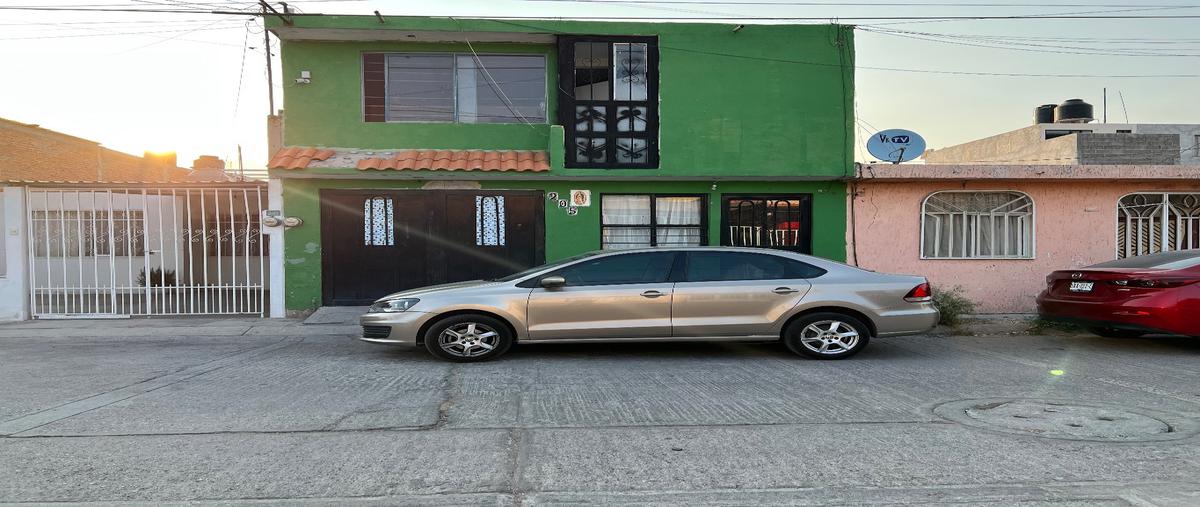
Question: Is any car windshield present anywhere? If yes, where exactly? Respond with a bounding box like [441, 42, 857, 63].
[1088, 250, 1200, 270]
[490, 251, 604, 282]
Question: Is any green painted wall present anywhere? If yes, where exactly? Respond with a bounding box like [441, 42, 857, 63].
[270, 16, 855, 311]
[274, 17, 854, 178]
[281, 178, 846, 310]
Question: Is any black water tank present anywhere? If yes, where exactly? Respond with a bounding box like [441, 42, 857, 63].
[1054, 98, 1094, 123]
[1034, 104, 1057, 124]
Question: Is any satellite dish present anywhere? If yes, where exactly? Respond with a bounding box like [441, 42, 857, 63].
[867, 129, 926, 164]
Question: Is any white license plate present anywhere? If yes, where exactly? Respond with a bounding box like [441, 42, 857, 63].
[1069, 281, 1094, 292]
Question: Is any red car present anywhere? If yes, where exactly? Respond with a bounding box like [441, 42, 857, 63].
[1037, 250, 1200, 338]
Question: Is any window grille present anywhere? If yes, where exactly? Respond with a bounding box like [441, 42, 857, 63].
[32, 210, 144, 257]
[921, 191, 1034, 259]
[1117, 193, 1200, 258]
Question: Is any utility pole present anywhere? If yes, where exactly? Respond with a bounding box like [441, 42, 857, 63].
[263, 4, 275, 116]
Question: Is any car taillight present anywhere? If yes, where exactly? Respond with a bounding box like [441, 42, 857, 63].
[905, 282, 932, 302]
[1108, 278, 1199, 289]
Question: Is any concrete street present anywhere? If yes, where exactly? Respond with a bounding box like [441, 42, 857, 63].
[2, 316, 1200, 505]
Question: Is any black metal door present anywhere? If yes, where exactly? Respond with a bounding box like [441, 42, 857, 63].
[720, 194, 813, 253]
[321, 190, 544, 306]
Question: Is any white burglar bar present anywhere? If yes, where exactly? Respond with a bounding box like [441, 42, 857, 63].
[27, 187, 268, 318]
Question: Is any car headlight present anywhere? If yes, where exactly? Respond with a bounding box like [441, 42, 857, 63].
[368, 298, 420, 313]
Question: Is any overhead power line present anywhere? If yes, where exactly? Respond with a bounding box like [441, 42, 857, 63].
[4, 5, 1200, 20]
[522, 0, 1200, 6]
[859, 26, 1200, 57]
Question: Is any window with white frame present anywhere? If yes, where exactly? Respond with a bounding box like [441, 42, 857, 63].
[921, 191, 1034, 259]
[601, 195, 704, 249]
[374, 53, 547, 123]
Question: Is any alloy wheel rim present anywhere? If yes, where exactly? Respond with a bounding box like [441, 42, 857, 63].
[798, 320, 860, 355]
[438, 322, 500, 357]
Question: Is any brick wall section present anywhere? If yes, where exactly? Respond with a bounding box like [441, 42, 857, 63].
[1076, 133, 1180, 165]
[0, 118, 192, 182]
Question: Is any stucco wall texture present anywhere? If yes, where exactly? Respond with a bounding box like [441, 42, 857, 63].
[850, 180, 1200, 314]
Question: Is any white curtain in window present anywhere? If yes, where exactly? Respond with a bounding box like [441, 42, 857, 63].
[655, 197, 702, 246]
[602, 195, 651, 249]
[921, 191, 1032, 259]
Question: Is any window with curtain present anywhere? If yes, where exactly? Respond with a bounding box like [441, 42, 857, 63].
[366, 53, 547, 123]
[601, 195, 704, 249]
[921, 191, 1034, 259]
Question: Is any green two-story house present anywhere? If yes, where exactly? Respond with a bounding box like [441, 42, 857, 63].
[265, 15, 854, 312]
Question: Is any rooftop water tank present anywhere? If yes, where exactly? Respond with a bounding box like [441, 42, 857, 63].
[1054, 98, 1094, 123]
[1034, 104, 1057, 124]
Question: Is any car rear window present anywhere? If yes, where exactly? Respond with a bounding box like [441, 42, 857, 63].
[1089, 250, 1200, 270]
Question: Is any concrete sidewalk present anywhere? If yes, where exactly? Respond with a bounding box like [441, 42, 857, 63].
[0, 316, 360, 339]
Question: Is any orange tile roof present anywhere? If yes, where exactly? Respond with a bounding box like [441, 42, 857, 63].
[357, 150, 550, 172]
[268, 147, 336, 170]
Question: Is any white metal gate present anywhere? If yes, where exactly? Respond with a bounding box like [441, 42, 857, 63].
[27, 187, 268, 318]
[1117, 192, 1200, 259]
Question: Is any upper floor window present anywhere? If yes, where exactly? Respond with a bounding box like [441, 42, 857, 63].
[921, 191, 1034, 259]
[558, 36, 659, 169]
[362, 53, 546, 124]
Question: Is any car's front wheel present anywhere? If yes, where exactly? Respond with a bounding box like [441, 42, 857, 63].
[783, 312, 871, 360]
[424, 314, 514, 362]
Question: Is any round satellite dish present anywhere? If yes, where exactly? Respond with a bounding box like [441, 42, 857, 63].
[867, 129, 926, 164]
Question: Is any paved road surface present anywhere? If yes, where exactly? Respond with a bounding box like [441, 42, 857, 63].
[1, 318, 1199, 505]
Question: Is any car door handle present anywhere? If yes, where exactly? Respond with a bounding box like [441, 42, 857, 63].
[641, 290, 665, 298]
[772, 287, 799, 294]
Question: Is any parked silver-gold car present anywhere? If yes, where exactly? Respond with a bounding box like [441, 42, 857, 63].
[360, 247, 939, 362]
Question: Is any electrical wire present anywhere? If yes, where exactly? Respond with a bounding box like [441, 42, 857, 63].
[519, 0, 1200, 6]
[859, 26, 1200, 57]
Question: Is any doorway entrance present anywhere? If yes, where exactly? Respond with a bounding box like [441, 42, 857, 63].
[320, 189, 544, 305]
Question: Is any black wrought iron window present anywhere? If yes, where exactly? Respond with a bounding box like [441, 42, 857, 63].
[720, 195, 814, 253]
[558, 36, 659, 169]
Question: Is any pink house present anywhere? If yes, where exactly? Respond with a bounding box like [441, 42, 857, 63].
[850, 164, 1200, 313]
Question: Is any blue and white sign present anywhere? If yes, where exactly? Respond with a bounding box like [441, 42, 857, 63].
[867, 129, 926, 163]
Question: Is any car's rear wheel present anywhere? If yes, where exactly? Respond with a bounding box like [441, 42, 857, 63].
[783, 312, 871, 360]
[424, 314, 513, 362]
[1087, 326, 1144, 339]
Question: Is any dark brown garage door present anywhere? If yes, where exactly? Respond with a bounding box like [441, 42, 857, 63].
[320, 189, 544, 305]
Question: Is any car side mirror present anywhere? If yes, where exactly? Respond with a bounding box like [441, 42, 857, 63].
[539, 276, 566, 289]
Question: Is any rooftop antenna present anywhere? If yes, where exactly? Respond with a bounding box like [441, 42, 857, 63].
[1103, 87, 1107, 123]
[1118, 91, 1130, 123]
[866, 128, 926, 165]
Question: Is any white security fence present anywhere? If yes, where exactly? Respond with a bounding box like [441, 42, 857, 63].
[1117, 193, 1200, 259]
[27, 187, 268, 318]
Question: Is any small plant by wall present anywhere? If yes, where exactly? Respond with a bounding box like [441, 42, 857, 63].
[933, 285, 977, 327]
[137, 268, 177, 287]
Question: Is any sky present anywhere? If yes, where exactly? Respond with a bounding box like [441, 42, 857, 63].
[1, 0, 1199, 172]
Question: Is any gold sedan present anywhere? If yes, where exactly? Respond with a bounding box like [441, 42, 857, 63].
[360, 247, 938, 362]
